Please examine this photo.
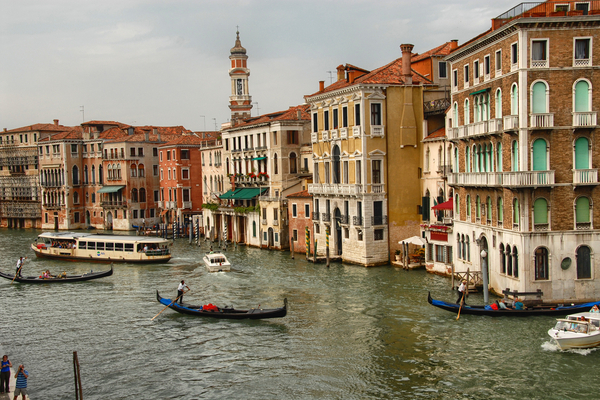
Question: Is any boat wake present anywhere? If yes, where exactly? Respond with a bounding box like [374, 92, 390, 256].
[541, 340, 598, 355]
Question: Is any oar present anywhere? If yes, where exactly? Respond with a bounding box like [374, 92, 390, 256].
[456, 291, 466, 321]
[151, 289, 190, 321]
[11, 257, 27, 285]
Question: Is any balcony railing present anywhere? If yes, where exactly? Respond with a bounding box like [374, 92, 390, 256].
[530, 113, 554, 129]
[449, 171, 555, 187]
[352, 126, 361, 137]
[340, 128, 348, 139]
[157, 201, 164, 208]
[312, 212, 320, 221]
[182, 201, 192, 209]
[322, 213, 331, 222]
[424, 98, 451, 115]
[273, 219, 279, 226]
[575, 58, 592, 67]
[330, 129, 338, 140]
[534, 223, 549, 232]
[371, 125, 384, 137]
[353, 216, 363, 226]
[573, 112, 597, 127]
[573, 169, 599, 185]
[262, 219, 267, 225]
[311, 132, 318, 143]
[308, 183, 362, 196]
[503, 115, 519, 131]
[576, 222, 592, 230]
[340, 215, 349, 224]
[372, 215, 388, 226]
[101, 201, 127, 208]
[449, 118, 503, 140]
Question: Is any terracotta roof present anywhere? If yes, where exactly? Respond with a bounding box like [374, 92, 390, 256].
[286, 189, 312, 198]
[230, 104, 310, 129]
[39, 126, 84, 141]
[160, 135, 207, 147]
[423, 127, 446, 140]
[3, 123, 76, 134]
[82, 121, 130, 128]
[412, 41, 457, 62]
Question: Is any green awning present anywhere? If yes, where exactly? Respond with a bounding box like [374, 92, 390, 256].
[97, 185, 125, 193]
[469, 88, 490, 96]
[219, 188, 242, 199]
[252, 156, 267, 160]
[233, 188, 267, 200]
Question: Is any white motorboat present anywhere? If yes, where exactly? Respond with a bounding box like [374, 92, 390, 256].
[203, 251, 231, 272]
[548, 311, 600, 350]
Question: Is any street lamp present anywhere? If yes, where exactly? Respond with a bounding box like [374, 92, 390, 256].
[476, 238, 489, 304]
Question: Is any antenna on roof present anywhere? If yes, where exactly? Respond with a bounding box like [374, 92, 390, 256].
[80, 105, 84, 123]
[326, 71, 334, 85]
[212, 118, 217, 131]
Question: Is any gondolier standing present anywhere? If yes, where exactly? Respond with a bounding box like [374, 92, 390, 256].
[177, 280, 189, 304]
[15, 257, 25, 277]
[456, 280, 467, 304]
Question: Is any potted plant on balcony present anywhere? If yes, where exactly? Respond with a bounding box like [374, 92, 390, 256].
[394, 249, 402, 262]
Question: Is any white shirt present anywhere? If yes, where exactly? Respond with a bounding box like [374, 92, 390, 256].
[178, 283, 187, 291]
[458, 282, 466, 293]
[16, 259, 23, 268]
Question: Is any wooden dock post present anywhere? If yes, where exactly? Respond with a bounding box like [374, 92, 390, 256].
[73, 351, 83, 400]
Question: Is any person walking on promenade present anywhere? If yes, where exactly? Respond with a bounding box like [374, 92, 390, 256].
[13, 364, 28, 400]
[177, 280, 189, 304]
[1, 355, 12, 394]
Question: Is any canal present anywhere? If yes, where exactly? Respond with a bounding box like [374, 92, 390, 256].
[0, 229, 599, 399]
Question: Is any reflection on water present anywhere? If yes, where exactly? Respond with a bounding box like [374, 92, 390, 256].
[0, 229, 599, 399]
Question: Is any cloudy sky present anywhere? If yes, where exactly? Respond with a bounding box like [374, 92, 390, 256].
[0, 0, 517, 132]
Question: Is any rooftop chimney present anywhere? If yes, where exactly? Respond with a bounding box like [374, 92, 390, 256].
[153, 128, 158, 135]
[450, 39, 459, 50]
[400, 44, 414, 85]
[297, 110, 302, 120]
[145, 131, 149, 142]
[3, 128, 6, 132]
[319, 81, 325, 92]
[337, 65, 345, 81]
[128, 127, 134, 135]
[53, 119, 59, 126]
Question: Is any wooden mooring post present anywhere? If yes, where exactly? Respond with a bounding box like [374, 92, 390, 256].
[73, 351, 83, 400]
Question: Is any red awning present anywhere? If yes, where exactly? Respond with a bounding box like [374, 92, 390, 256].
[432, 198, 453, 211]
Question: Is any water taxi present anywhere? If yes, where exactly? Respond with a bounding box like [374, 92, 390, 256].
[203, 251, 231, 272]
[31, 232, 171, 263]
[548, 311, 600, 350]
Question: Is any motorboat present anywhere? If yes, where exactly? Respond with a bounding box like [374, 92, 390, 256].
[203, 251, 231, 272]
[548, 311, 600, 350]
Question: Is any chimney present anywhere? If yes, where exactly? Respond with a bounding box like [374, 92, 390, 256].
[157, 132, 161, 141]
[297, 110, 302, 120]
[53, 119, 59, 126]
[400, 44, 414, 85]
[145, 131, 149, 142]
[3, 128, 6, 132]
[337, 65, 345, 81]
[153, 128, 158, 135]
[450, 39, 459, 50]
[202, 132, 205, 139]
[319, 81, 325, 92]
[128, 127, 134, 135]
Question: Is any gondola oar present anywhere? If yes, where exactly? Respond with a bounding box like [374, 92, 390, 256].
[151, 289, 190, 321]
[456, 292, 465, 320]
[11, 257, 27, 285]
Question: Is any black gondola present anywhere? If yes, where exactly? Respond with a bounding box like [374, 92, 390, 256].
[156, 291, 287, 320]
[427, 292, 600, 317]
[0, 265, 113, 284]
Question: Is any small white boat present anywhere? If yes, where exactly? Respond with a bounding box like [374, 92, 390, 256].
[548, 311, 600, 350]
[203, 252, 231, 272]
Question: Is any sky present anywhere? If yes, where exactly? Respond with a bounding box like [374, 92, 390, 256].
[0, 0, 518, 132]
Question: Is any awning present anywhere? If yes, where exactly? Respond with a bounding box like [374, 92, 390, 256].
[233, 188, 267, 200]
[252, 156, 267, 161]
[97, 185, 125, 193]
[219, 188, 242, 199]
[469, 88, 490, 96]
[432, 198, 454, 211]
[399, 236, 425, 246]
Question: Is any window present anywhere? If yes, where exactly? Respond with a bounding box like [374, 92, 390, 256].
[495, 50, 502, 73]
[182, 168, 190, 180]
[574, 38, 591, 67]
[511, 42, 518, 66]
[439, 61, 447, 79]
[324, 110, 330, 131]
[532, 138, 547, 171]
[435, 245, 445, 263]
[153, 165, 159, 176]
[484, 55, 490, 77]
[577, 245, 592, 279]
[531, 40, 548, 67]
[372, 160, 382, 184]
[342, 106, 348, 128]
[474, 60, 480, 79]
[166, 151, 171, 161]
[452, 69, 458, 89]
[292, 203, 297, 218]
[153, 147, 158, 157]
[374, 228, 384, 241]
[533, 198, 548, 227]
[535, 247, 549, 280]
[464, 64, 469, 84]
[181, 149, 189, 160]
[293, 229, 298, 242]
[154, 190, 159, 202]
[182, 188, 190, 202]
[513, 247, 519, 278]
[531, 81, 548, 114]
[137, 147, 144, 156]
[71, 144, 78, 154]
[466, 195, 471, 219]
[498, 197, 503, 224]
[575, 196, 591, 226]
[370, 103, 381, 126]
[332, 109, 339, 129]
[305, 204, 310, 218]
[495, 89, 502, 119]
[500, 244, 506, 274]
[574, 80, 591, 113]
[512, 140, 518, 171]
[312, 113, 318, 132]
[506, 245, 513, 275]
[74, 212, 80, 223]
[355, 103, 361, 126]
[513, 198, 520, 227]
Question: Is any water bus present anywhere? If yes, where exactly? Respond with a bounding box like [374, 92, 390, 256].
[31, 232, 171, 263]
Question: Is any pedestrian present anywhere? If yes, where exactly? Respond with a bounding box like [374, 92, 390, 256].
[13, 364, 28, 400]
[15, 257, 25, 277]
[177, 280, 189, 304]
[456, 279, 467, 304]
[1, 355, 12, 394]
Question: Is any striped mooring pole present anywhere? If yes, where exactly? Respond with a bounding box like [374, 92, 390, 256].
[305, 226, 310, 260]
[326, 226, 330, 267]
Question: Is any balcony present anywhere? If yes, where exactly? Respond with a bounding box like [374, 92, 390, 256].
[166, 201, 176, 209]
[101, 200, 127, 208]
[322, 213, 331, 222]
[157, 201, 164, 208]
[182, 201, 192, 209]
[340, 128, 348, 139]
[371, 215, 388, 226]
[308, 183, 362, 196]
[322, 131, 329, 141]
[573, 112, 597, 127]
[353, 216, 363, 226]
[330, 129, 338, 140]
[311, 132, 318, 143]
[44, 204, 63, 210]
[340, 215, 349, 225]
[312, 212, 320, 221]
[530, 113, 554, 129]
[576, 222, 592, 230]
[531, 59, 548, 68]
[371, 125, 384, 137]
[534, 223, 549, 232]
[352, 126, 361, 137]
[503, 115, 519, 131]
[449, 171, 555, 187]
[573, 169, 599, 185]
[449, 118, 502, 140]
[273, 219, 279, 226]
[575, 58, 592, 67]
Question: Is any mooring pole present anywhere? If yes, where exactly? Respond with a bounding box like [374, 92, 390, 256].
[326, 226, 330, 267]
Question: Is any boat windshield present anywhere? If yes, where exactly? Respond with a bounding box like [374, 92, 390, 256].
[554, 320, 589, 333]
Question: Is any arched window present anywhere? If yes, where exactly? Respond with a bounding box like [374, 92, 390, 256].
[533, 198, 548, 228]
[513, 247, 519, 278]
[574, 80, 591, 112]
[476, 196, 481, 220]
[466, 195, 471, 220]
[454, 147, 459, 173]
[290, 152, 298, 174]
[139, 188, 146, 203]
[73, 191, 79, 204]
[331, 146, 340, 183]
[131, 188, 138, 203]
[72, 166, 79, 185]
[512, 140, 519, 171]
[457, 234, 462, 259]
[138, 164, 145, 177]
[531, 81, 548, 113]
[577, 245, 592, 279]
[84, 166, 89, 184]
[464, 99, 470, 125]
[91, 165, 96, 184]
[226, 158, 230, 176]
[496, 142, 502, 171]
[499, 243, 506, 274]
[487, 196, 492, 223]
[532, 138, 547, 171]
[453, 102, 459, 127]
[466, 235, 470, 262]
[511, 83, 518, 115]
[513, 198, 520, 227]
[108, 165, 113, 180]
[131, 165, 137, 177]
[498, 197, 504, 226]
[534, 247, 549, 280]
[455, 194, 460, 218]
[253, 221, 257, 238]
[495, 88, 502, 118]
[92, 192, 95, 203]
[274, 154, 278, 175]
[465, 147, 470, 173]
[99, 165, 103, 184]
[575, 196, 591, 227]
[506, 245, 513, 275]
[117, 164, 121, 179]
[574, 137, 590, 170]
[461, 234, 466, 260]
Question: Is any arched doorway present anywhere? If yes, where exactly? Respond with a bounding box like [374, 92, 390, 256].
[268, 227, 274, 248]
[106, 212, 113, 230]
[86, 211, 91, 226]
[334, 208, 342, 256]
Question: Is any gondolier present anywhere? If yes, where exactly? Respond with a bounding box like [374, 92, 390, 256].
[177, 280, 189, 304]
[15, 257, 25, 277]
[456, 280, 466, 304]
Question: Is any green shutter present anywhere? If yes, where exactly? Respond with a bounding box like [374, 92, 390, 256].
[575, 81, 590, 112]
[533, 198, 548, 224]
[532, 139, 547, 171]
[576, 197, 590, 223]
[511, 85, 518, 115]
[575, 137, 589, 169]
[532, 82, 546, 114]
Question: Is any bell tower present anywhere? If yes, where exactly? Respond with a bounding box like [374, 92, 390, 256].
[229, 30, 252, 126]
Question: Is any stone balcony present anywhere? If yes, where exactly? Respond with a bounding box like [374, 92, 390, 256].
[449, 118, 502, 140]
[530, 113, 554, 129]
[448, 170, 555, 187]
[573, 169, 599, 185]
[573, 112, 597, 127]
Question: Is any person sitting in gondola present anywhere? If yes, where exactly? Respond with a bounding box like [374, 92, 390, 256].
[42, 270, 52, 279]
[514, 298, 524, 310]
[57, 271, 67, 279]
[498, 299, 508, 309]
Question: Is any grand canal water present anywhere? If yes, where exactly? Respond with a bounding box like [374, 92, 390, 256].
[0, 229, 599, 399]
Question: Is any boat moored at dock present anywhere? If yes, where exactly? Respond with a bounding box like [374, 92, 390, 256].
[31, 232, 172, 263]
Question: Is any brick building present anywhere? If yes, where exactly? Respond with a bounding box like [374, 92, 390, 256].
[446, 0, 600, 302]
[286, 189, 314, 255]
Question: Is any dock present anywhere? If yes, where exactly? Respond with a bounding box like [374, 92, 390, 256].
[0, 365, 31, 400]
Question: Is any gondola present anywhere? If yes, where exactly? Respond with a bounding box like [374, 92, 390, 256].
[156, 291, 287, 320]
[427, 292, 600, 317]
[0, 265, 113, 284]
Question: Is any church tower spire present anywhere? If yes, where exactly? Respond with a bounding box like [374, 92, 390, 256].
[229, 30, 252, 126]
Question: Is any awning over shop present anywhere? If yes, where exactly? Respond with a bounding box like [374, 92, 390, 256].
[219, 188, 243, 199]
[432, 198, 454, 211]
[233, 188, 268, 200]
[469, 88, 490, 96]
[97, 185, 125, 193]
[252, 156, 267, 160]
